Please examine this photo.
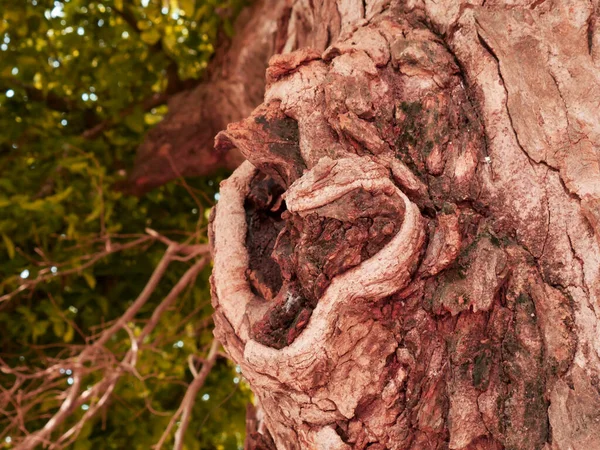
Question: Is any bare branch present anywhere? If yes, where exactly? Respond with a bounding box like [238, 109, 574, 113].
[1, 78, 77, 112]
[154, 339, 221, 450]
[11, 242, 210, 448]
[87, 243, 175, 351]
[16, 372, 83, 449]
[173, 339, 220, 450]
[0, 235, 154, 304]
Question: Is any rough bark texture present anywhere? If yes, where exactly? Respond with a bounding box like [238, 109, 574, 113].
[210, 0, 600, 449]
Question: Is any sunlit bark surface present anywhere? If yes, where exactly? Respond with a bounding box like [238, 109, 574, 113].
[210, 0, 600, 448]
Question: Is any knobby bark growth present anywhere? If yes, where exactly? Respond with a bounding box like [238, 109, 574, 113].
[210, 0, 600, 448]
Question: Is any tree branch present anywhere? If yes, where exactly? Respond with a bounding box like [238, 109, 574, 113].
[13, 251, 210, 449]
[1, 78, 77, 113]
[0, 235, 154, 303]
[154, 339, 221, 450]
[173, 339, 220, 450]
[125, 0, 292, 194]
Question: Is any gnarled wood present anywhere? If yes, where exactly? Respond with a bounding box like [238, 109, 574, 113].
[210, 0, 600, 448]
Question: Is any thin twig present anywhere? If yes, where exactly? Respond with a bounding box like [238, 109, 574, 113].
[13, 244, 175, 449]
[154, 339, 220, 450]
[0, 235, 154, 303]
[5, 230, 211, 447]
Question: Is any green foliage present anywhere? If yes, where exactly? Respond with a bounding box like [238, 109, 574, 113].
[0, 0, 250, 448]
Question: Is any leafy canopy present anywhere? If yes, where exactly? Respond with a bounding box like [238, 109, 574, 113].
[0, 0, 250, 448]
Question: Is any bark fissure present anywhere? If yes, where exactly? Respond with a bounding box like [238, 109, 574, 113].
[540, 169, 552, 262]
[565, 231, 591, 300]
[475, 29, 539, 177]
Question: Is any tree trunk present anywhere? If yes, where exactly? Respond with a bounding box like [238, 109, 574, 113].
[209, 0, 600, 448]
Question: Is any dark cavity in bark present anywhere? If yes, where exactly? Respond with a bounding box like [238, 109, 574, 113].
[245, 172, 286, 301]
[250, 185, 406, 349]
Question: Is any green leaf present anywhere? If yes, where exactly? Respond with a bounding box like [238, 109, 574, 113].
[51, 317, 65, 338]
[82, 272, 96, 290]
[63, 325, 74, 343]
[73, 429, 93, 450]
[17, 305, 37, 324]
[2, 233, 15, 259]
[21, 199, 46, 211]
[124, 107, 145, 134]
[32, 320, 50, 342]
[39, 397, 59, 413]
[46, 186, 73, 204]
[223, 19, 234, 38]
[161, 31, 177, 54]
[141, 28, 161, 45]
[96, 296, 109, 315]
[3, 8, 23, 22]
[84, 202, 103, 223]
[179, 0, 195, 16]
[65, 161, 89, 173]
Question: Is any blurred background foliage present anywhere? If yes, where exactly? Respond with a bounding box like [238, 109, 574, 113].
[0, 0, 251, 448]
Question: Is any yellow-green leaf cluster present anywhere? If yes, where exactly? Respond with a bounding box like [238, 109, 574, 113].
[0, 0, 251, 447]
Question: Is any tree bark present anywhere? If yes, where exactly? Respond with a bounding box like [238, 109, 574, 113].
[210, 0, 600, 449]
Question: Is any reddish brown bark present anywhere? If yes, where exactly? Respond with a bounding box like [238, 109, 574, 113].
[210, 0, 600, 449]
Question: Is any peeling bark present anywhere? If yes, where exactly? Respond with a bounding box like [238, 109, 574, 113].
[210, 0, 600, 449]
